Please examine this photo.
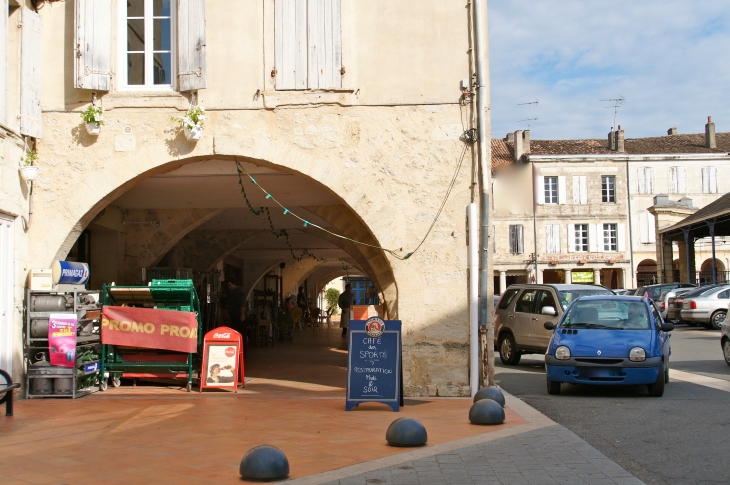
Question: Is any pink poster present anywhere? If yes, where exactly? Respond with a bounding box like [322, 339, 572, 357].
[48, 313, 77, 368]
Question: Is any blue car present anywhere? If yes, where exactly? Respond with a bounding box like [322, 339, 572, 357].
[544, 296, 673, 397]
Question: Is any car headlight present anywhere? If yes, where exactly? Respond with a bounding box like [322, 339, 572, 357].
[629, 347, 646, 362]
[555, 346, 571, 360]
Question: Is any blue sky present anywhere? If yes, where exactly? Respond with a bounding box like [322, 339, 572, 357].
[488, 1, 730, 140]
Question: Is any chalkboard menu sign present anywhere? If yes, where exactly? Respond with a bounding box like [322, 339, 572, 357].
[346, 317, 402, 411]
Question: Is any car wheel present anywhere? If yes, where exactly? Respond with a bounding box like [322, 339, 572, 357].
[498, 334, 521, 365]
[710, 310, 727, 331]
[546, 376, 561, 395]
[723, 340, 730, 367]
[647, 364, 665, 397]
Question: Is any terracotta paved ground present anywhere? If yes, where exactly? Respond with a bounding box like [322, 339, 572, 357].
[0, 326, 524, 484]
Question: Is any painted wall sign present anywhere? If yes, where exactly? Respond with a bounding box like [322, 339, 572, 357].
[52, 260, 90, 285]
[48, 313, 77, 368]
[101, 306, 198, 353]
[571, 271, 595, 283]
[346, 318, 401, 411]
[200, 327, 244, 392]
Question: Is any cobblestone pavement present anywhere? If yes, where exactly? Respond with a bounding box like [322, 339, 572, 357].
[320, 425, 644, 485]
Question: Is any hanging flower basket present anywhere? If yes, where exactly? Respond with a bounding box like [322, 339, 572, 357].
[85, 122, 101, 136]
[184, 125, 203, 141]
[19, 165, 39, 182]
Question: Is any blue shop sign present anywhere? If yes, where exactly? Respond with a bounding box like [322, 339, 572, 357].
[346, 317, 402, 412]
[53, 261, 90, 285]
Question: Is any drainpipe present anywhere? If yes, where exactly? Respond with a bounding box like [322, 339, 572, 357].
[472, 0, 493, 387]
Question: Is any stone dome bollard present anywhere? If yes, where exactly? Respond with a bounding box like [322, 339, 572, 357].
[385, 417, 428, 447]
[469, 399, 506, 425]
[473, 386, 505, 407]
[239, 445, 289, 481]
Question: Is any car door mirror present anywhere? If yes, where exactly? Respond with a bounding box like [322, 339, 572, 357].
[544, 321, 555, 330]
[541, 306, 557, 316]
[661, 322, 675, 332]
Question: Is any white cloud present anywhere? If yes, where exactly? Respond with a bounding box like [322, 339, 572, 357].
[489, 0, 730, 140]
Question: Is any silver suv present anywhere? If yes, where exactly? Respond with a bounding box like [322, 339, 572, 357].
[495, 284, 615, 365]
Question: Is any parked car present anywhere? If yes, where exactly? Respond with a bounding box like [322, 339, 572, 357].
[668, 285, 723, 325]
[544, 296, 673, 397]
[659, 288, 693, 321]
[634, 283, 696, 301]
[495, 284, 615, 365]
[720, 318, 730, 366]
[613, 289, 635, 296]
[681, 285, 730, 330]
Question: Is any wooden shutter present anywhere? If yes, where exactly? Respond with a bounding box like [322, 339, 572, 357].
[647, 214, 656, 243]
[677, 167, 686, 193]
[535, 175, 545, 205]
[545, 225, 553, 253]
[0, 215, 13, 374]
[74, 0, 112, 90]
[589, 224, 599, 252]
[558, 176, 567, 205]
[177, 0, 207, 91]
[572, 176, 581, 204]
[669, 167, 677, 194]
[517, 225, 524, 254]
[618, 223, 626, 252]
[579, 176, 587, 204]
[710, 166, 718, 193]
[275, 0, 307, 90]
[702, 167, 709, 193]
[637, 167, 646, 194]
[546, 224, 560, 254]
[567, 224, 575, 253]
[20, 7, 42, 138]
[307, 0, 342, 89]
[0, 0, 7, 126]
[646, 167, 654, 193]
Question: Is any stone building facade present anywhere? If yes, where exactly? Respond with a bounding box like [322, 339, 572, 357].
[0, 0, 491, 397]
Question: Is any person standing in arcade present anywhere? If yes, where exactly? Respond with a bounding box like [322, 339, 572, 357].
[338, 283, 355, 337]
[226, 278, 247, 356]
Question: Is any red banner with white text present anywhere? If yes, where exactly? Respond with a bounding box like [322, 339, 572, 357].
[101, 306, 198, 353]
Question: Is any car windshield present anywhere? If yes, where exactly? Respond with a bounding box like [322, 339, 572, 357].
[558, 289, 613, 309]
[562, 300, 651, 330]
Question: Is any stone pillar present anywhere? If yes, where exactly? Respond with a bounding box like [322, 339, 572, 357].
[536, 268, 543, 284]
[593, 269, 602, 286]
[677, 240, 696, 284]
[565, 269, 572, 284]
[660, 236, 675, 283]
[499, 271, 507, 295]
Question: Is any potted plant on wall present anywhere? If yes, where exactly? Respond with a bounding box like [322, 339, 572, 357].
[81, 104, 104, 136]
[173, 105, 205, 142]
[19, 149, 39, 182]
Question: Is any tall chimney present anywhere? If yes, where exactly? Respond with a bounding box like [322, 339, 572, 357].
[667, 127, 677, 135]
[706, 116, 716, 149]
[608, 127, 615, 150]
[513, 130, 524, 162]
[615, 125, 625, 153]
[522, 130, 530, 155]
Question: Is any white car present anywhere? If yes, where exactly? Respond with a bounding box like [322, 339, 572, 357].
[721, 319, 730, 366]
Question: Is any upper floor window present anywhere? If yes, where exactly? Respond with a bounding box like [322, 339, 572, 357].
[668, 166, 686, 194]
[602, 223, 617, 252]
[275, 0, 342, 90]
[637, 167, 654, 194]
[509, 225, 524, 255]
[572, 176, 587, 204]
[122, 0, 174, 89]
[573, 224, 589, 252]
[544, 177, 558, 204]
[702, 166, 718, 194]
[601, 176, 615, 203]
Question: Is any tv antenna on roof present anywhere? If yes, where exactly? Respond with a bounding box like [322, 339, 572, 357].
[518, 100, 539, 129]
[601, 95, 625, 130]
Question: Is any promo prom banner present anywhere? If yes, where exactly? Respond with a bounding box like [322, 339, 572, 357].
[101, 306, 198, 353]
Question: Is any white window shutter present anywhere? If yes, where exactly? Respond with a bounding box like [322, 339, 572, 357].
[74, 0, 112, 91]
[308, 0, 342, 89]
[589, 224, 599, 252]
[677, 166, 686, 193]
[647, 213, 656, 243]
[637, 167, 646, 194]
[545, 225, 553, 253]
[710, 166, 718, 193]
[554, 225, 561, 253]
[618, 223, 626, 252]
[177, 0, 207, 91]
[702, 167, 709, 193]
[579, 176, 588, 204]
[0, 0, 7, 125]
[572, 176, 581, 204]
[567, 224, 575, 253]
[275, 0, 307, 90]
[669, 167, 677, 194]
[558, 176, 567, 204]
[518, 225, 524, 254]
[536, 175, 545, 205]
[548, 224, 561, 253]
[20, 7, 42, 138]
[647, 167, 654, 193]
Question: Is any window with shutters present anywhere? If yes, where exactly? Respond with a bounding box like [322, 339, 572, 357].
[602, 223, 617, 252]
[509, 225, 524, 255]
[668, 166, 685, 194]
[275, 0, 342, 91]
[637, 167, 654, 194]
[702, 166, 718, 194]
[119, 0, 175, 89]
[572, 176, 587, 204]
[573, 224, 588, 252]
[544, 177, 558, 204]
[545, 224, 560, 254]
[601, 176, 615, 203]
[639, 212, 656, 244]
